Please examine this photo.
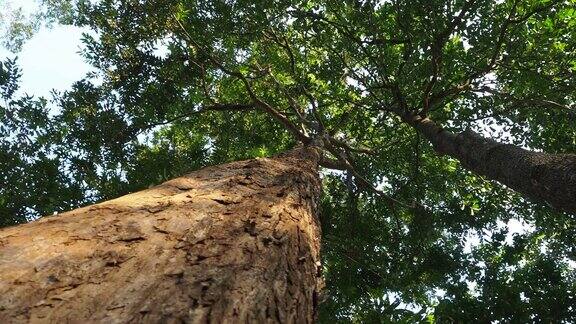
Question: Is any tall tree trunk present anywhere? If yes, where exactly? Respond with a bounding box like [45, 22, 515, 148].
[401, 112, 576, 214]
[0, 146, 323, 323]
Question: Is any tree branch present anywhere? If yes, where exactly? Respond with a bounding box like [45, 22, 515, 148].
[424, 0, 563, 109]
[321, 135, 412, 210]
[470, 87, 576, 119]
[173, 15, 311, 144]
[138, 103, 255, 133]
[420, 0, 478, 117]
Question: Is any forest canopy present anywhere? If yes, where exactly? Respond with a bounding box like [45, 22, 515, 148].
[1, 0, 576, 322]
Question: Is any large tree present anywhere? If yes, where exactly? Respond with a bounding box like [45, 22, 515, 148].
[1, 0, 576, 322]
[0, 146, 323, 323]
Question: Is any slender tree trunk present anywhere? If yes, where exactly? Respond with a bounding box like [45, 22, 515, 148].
[0, 146, 323, 323]
[401, 112, 576, 214]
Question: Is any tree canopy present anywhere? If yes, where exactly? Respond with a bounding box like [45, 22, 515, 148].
[1, 0, 576, 321]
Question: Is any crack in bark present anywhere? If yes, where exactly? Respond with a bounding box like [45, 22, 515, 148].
[211, 198, 238, 206]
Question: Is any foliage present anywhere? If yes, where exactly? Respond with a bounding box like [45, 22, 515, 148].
[2, 0, 576, 321]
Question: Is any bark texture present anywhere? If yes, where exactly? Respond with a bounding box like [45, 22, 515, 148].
[403, 113, 576, 214]
[0, 146, 323, 323]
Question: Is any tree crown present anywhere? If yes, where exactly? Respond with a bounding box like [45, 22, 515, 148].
[1, 0, 576, 321]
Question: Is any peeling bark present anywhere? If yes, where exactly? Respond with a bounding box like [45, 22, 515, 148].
[402, 113, 576, 214]
[0, 146, 323, 323]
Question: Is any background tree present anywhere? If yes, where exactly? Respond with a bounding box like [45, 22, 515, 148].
[1, 0, 576, 322]
[0, 58, 87, 225]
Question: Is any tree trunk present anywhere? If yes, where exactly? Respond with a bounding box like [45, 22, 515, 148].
[402, 112, 576, 214]
[0, 146, 323, 323]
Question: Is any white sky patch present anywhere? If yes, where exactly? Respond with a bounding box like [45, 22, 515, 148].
[463, 218, 535, 255]
[148, 37, 170, 59]
[462, 37, 471, 51]
[375, 176, 392, 191]
[385, 292, 423, 313]
[1, 0, 91, 97]
[320, 168, 344, 180]
[463, 230, 481, 254]
[0, 24, 92, 98]
[281, 8, 297, 26]
[136, 125, 162, 144]
[467, 281, 480, 297]
[433, 288, 447, 299]
[374, 0, 392, 10]
[346, 75, 369, 97]
[479, 72, 498, 89]
[345, 76, 360, 88]
[0, 0, 37, 12]
[503, 218, 536, 244]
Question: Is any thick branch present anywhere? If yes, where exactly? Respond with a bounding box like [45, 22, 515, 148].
[398, 111, 576, 214]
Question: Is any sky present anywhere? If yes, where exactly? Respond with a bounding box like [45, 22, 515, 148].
[0, 0, 91, 98]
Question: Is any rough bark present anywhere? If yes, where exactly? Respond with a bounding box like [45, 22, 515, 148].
[402, 112, 576, 214]
[0, 146, 323, 323]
